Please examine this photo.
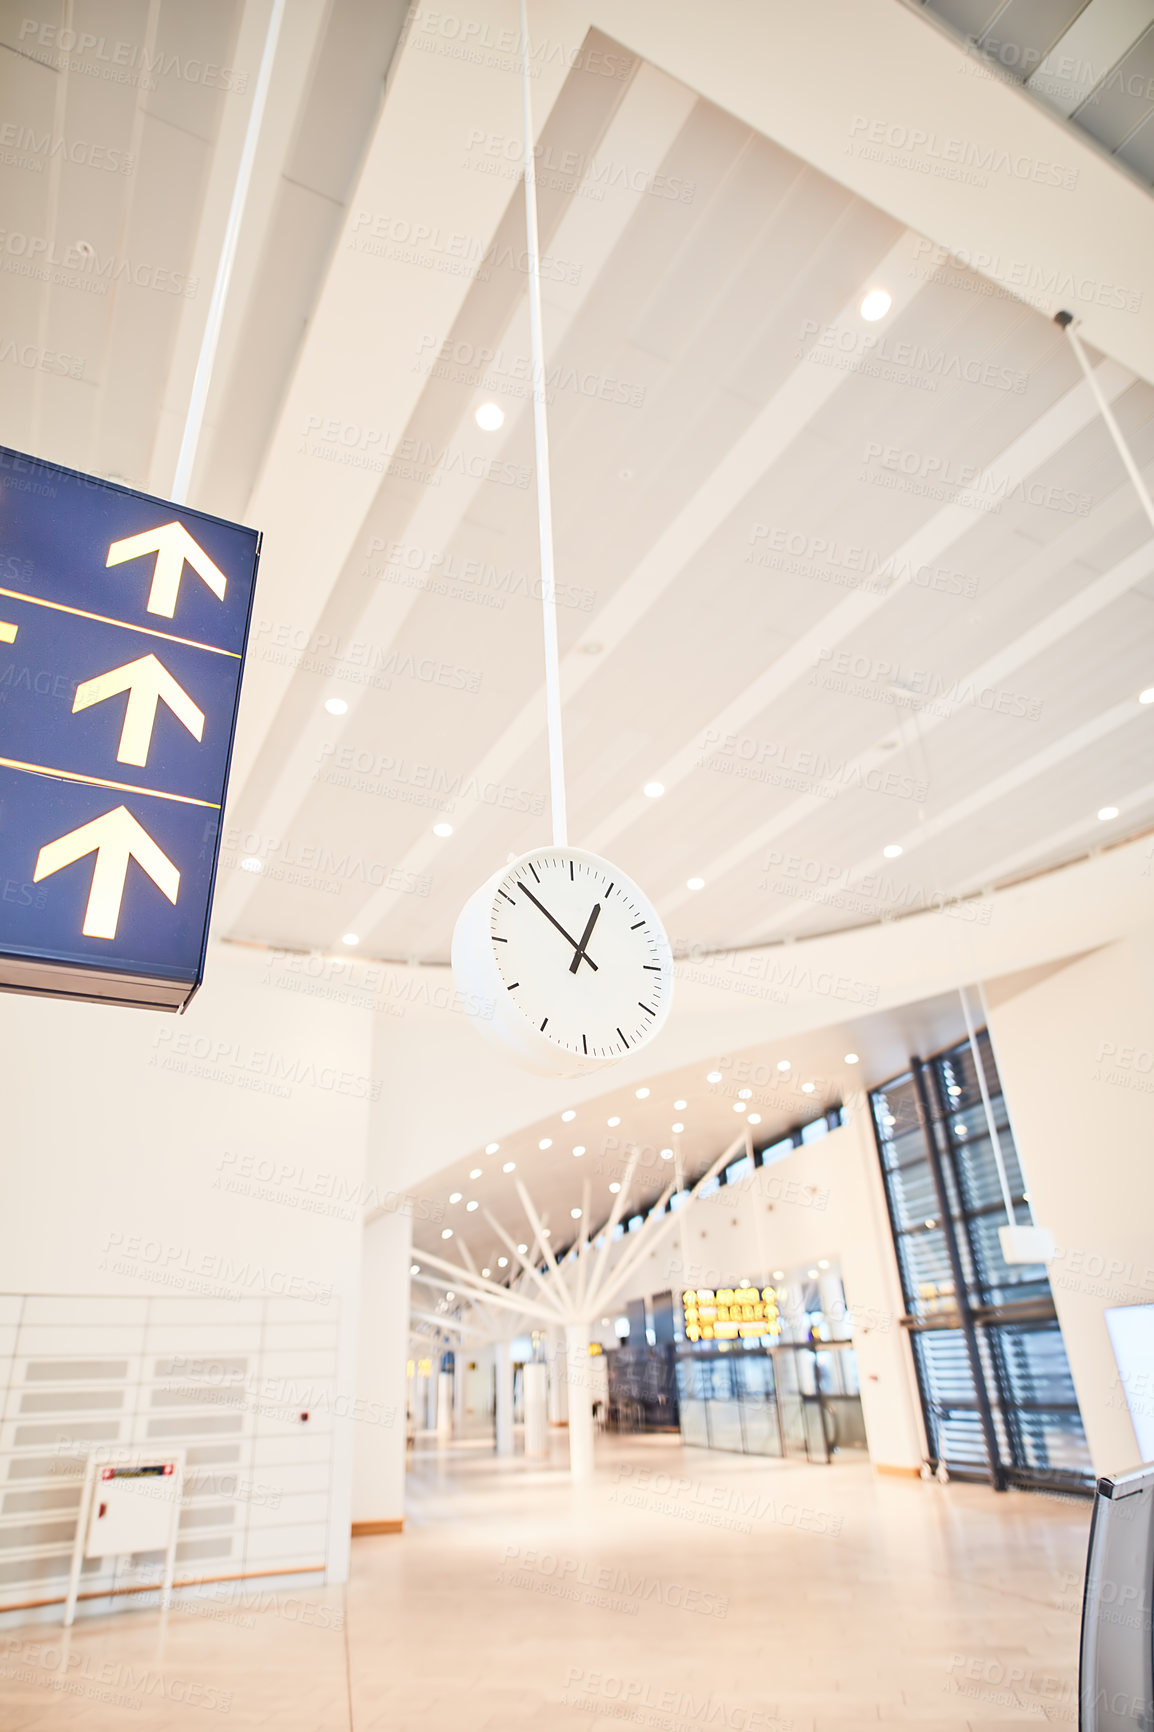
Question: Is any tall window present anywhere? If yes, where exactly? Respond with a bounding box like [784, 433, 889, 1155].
[871, 1030, 1092, 1493]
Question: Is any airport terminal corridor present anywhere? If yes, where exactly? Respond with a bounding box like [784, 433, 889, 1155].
[1, 0, 1153, 1726]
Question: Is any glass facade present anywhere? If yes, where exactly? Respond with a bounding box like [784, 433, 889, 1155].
[871, 1029, 1092, 1492]
[675, 1342, 866, 1462]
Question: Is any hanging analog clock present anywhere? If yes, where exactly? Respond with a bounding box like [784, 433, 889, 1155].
[452, 846, 674, 1077]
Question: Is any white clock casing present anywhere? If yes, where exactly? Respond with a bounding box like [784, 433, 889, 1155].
[451, 846, 674, 1078]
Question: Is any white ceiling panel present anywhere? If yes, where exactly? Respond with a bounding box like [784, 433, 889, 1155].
[1, 7, 1151, 974]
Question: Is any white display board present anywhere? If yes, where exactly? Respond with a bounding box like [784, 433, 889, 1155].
[1105, 1305, 1154, 1463]
[64, 1449, 185, 1625]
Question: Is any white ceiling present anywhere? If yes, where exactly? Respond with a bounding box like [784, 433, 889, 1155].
[910, 0, 1154, 188]
[2, 1, 1153, 981]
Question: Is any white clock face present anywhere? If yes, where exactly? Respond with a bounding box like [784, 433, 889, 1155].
[490, 850, 671, 1062]
[451, 846, 673, 1076]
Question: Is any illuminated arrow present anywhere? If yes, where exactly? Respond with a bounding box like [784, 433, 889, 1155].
[73, 654, 205, 767]
[0, 621, 16, 643]
[34, 806, 180, 940]
[106, 521, 227, 619]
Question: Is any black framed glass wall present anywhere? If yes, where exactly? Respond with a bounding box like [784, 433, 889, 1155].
[871, 1029, 1092, 1493]
[675, 1340, 866, 1462]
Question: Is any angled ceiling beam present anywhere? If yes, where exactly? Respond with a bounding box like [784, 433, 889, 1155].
[595, 1131, 745, 1314]
[515, 1178, 575, 1312]
[414, 1247, 560, 1324]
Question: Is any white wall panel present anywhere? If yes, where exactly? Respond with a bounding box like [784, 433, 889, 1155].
[0, 1291, 341, 1615]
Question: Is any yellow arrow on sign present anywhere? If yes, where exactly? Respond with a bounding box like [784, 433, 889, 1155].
[0, 621, 16, 643]
[34, 806, 180, 940]
[106, 522, 228, 619]
[73, 653, 205, 767]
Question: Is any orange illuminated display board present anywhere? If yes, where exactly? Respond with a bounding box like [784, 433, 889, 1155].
[682, 1285, 781, 1343]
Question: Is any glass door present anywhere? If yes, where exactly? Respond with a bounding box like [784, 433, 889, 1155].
[773, 1346, 828, 1461]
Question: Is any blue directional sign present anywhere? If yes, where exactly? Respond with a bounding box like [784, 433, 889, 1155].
[0, 445, 260, 1010]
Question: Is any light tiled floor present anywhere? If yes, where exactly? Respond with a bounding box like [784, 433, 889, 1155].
[0, 1432, 1091, 1730]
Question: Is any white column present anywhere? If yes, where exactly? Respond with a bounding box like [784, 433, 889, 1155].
[425, 1361, 439, 1430]
[565, 1319, 595, 1481]
[523, 1362, 548, 1457]
[494, 1339, 515, 1456]
[547, 1328, 568, 1424]
[436, 1370, 453, 1438]
[453, 1348, 466, 1436]
[819, 1270, 851, 1339]
[352, 1210, 411, 1534]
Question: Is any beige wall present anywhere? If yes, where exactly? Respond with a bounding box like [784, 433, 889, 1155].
[988, 925, 1154, 1477]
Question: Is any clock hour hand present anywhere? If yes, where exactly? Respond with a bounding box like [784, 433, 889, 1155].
[515, 882, 599, 972]
[569, 902, 601, 974]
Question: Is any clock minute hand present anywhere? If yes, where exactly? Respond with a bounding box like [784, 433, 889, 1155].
[515, 882, 599, 972]
[569, 902, 601, 974]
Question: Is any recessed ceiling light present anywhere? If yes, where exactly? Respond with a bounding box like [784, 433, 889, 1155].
[433, 822, 453, 838]
[502, 1161, 516, 1173]
[802, 1082, 815, 1094]
[882, 844, 903, 859]
[475, 401, 504, 431]
[818, 1259, 830, 1270]
[706, 1071, 722, 1084]
[561, 1109, 576, 1122]
[572, 1145, 586, 1157]
[674, 1099, 687, 1110]
[538, 1138, 552, 1150]
[747, 1113, 761, 1125]
[733, 1102, 746, 1113]
[635, 1087, 649, 1099]
[449, 1192, 461, 1204]
[1098, 805, 1119, 820]
[497, 1256, 508, 1267]
[441, 1228, 453, 1239]
[516, 1243, 528, 1255]
[660, 1148, 673, 1160]
[466, 1200, 478, 1211]
[470, 1167, 482, 1179]
[686, 876, 705, 891]
[643, 781, 665, 799]
[807, 1267, 819, 1279]
[672, 1122, 684, 1133]
[924, 1220, 936, 1231]
[738, 1088, 752, 1100]
[571, 1207, 582, 1219]
[883, 1114, 896, 1127]
[607, 1115, 620, 1127]
[609, 1181, 621, 1193]
[445, 1290, 455, 1301]
[1140, 688, 1154, 705]
[324, 697, 348, 716]
[777, 1059, 790, 1072]
[240, 856, 263, 874]
[860, 288, 892, 322]
[341, 932, 360, 947]
[844, 1053, 859, 1065]
[773, 1270, 784, 1279]
[482, 1268, 491, 1277]
[485, 1142, 499, 1155]
[410, 1263, 420, 1275]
